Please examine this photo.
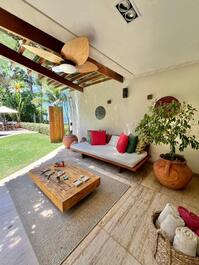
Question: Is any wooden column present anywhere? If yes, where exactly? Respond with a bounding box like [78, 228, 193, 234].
[49, 106, 64, 143]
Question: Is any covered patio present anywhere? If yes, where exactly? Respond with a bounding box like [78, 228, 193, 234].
[1, 1, 199, 265]
[1, 147, 199, 265]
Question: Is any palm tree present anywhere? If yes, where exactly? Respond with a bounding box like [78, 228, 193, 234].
[31, 92, 43, 123]
[44, 85, 70, 130]
[0, 58, 39, 122]
[32, 79, 70, 131]
[44, 86, 68, 106]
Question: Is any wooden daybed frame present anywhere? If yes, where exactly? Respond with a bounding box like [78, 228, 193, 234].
[71, 135, 150, 172]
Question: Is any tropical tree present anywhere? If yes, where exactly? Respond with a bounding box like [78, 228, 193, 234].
[45, 86, 70, 126]
[41, 80, 68, 106]
[0, 58, 39, 121]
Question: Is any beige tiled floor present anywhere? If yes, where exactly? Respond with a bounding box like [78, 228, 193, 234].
[1, 148, 199, 265]
[63, 161, 199, 265]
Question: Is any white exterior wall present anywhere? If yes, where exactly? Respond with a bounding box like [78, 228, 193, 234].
[71, 63, 199, 173]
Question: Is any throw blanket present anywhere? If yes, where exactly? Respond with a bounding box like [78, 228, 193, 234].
[197, 237, 199, 256]
[178, 206, 199, 231]
[156, 203, 179, 228]
[173, 227, 198, 257]
[160, 213, 185, 242]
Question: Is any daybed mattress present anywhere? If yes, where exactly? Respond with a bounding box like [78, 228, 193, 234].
[71, 142, 148, 168]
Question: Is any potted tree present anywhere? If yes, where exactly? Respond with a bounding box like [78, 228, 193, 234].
[135, 101, 199, 189]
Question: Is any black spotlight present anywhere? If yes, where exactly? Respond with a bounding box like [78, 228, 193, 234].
[116, 0, 139, 23]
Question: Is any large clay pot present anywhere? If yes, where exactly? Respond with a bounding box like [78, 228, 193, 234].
[153, 157, 193, 190]
[63, 134, 78, 149]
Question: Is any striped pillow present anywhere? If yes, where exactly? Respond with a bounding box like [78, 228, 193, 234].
[136, 136, 148, 154]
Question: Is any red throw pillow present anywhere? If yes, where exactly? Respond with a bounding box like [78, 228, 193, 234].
[116, 133, 129, 153]
[178, 206, 199, 231]
[90, 130, 106, 145]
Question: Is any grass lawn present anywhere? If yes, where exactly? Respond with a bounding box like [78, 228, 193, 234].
[0, 133, 62, 180]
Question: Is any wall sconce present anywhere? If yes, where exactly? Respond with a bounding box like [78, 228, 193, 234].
[123, 87, 128, 98]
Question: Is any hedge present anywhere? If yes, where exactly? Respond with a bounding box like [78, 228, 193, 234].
[20, 122, 50, 135]
[21, 122, 69, 135]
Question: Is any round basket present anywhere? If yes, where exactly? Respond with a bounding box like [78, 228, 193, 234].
[150, 212, 199, 265]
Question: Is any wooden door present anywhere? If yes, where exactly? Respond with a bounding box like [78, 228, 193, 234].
[49, 106, 64, 143]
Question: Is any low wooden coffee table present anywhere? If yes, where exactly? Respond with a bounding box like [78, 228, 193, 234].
[29, 162, 100, 212]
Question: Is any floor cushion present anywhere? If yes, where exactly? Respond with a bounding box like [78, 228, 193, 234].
[126, 134, 138, 153]
[116, 133, 129, 153]
[90, 130, 106, 145]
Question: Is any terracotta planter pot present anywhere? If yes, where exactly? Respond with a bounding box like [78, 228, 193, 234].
[63, 134, 78, 149]
[153, 157, 193, 190]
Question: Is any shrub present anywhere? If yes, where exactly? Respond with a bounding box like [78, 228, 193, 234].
[20, 122, 50, 135]
[20, 122, 69, 135]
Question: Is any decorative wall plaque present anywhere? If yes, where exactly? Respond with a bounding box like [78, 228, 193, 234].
[95, 106, 106, 120]
[155, 96, 179, 108]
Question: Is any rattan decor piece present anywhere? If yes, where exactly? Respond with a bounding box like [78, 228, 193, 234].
[150, 212, 199, 265]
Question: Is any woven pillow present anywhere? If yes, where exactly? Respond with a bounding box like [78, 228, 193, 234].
[136, 135, 148, 154]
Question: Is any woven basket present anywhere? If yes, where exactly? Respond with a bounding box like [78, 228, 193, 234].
[150, 212, 199, 265]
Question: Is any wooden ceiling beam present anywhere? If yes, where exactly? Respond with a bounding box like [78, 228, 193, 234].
[48, 79, 56, 85]
[87, 58, 123, 83]
[66, 73, 81, 81]
[18, 39, 30, 54]
[83, 77, 110, 88]
[70, 72, 93, 82]
[61, 73, 69, 78]
[38, 74, 45, 80]
[78, 73, 103, 85]
[0, 8, 63, 52]
[80, 75, 107, 86]
[0, 44, 83, 92]
[0, 7, 124, 83]
[54, 83, 66, 88]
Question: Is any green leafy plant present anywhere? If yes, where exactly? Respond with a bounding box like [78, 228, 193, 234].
[20, 122, 69, 135]
[135, 101, 199, 161]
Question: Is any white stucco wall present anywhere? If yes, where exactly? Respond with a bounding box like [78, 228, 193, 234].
[71, 63, 199, 173]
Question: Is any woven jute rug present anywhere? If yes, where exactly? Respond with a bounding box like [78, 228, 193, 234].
[7, 161, 129, 265]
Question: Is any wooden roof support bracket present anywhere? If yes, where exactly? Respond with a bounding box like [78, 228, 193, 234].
[0, 44, 83, 92]
[0, 7, 124, 83]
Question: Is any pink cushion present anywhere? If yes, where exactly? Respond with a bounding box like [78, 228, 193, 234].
[116, 133, 129, 153]
[178, 206, 199, 231]
[195, 229, 199, 236]
[90, 130, 106, 145]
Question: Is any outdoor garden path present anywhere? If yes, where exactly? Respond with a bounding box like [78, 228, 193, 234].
[0, 146, 199, 265]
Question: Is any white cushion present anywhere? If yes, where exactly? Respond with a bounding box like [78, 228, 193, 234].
[71, 142, 147, 168]
[108, 135, 119, 147]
